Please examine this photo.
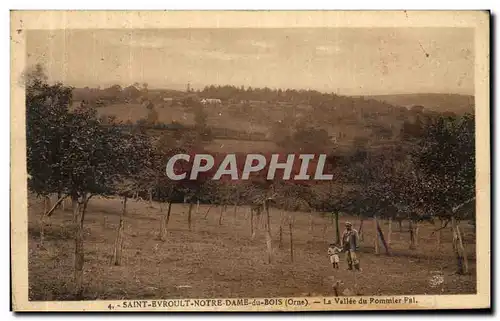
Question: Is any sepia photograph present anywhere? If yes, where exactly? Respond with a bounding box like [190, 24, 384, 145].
[10, 11, 490, 311]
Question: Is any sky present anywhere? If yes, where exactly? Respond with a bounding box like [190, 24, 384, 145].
[26, 28, 474, 95]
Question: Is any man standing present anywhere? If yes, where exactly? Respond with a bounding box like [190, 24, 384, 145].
[341, 221, 361, 271]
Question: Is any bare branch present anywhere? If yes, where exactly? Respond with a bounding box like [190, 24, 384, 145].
[45, 194, 69, 217]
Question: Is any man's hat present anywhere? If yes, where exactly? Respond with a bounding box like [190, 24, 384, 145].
[345, 221, 352, 227]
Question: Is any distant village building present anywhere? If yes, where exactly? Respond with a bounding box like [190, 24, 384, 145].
[162, 97, 174, 107]
[201, 98, 222, 105]
[248, 100, 267, 105]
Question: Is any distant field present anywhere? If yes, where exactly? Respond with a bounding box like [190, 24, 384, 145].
[205, 139, 279, 153]
[28, 196, 476, 300]
[94, 103, 196, 125]
[89, 103, 271, 135]
[363, 93, 475, 114]
[75, 102, 277, 153]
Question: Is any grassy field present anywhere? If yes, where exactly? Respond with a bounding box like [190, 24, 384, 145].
[28, 196, 476, 301]
[94, 103, 196, 125]
[93, 103, 271, 134]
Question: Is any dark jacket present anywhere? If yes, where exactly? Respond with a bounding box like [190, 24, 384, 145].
[341, 229, 359, 251]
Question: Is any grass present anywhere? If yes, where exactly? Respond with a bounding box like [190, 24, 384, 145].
[28, 196, 476, 301]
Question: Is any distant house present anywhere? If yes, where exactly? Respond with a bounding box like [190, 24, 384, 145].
[248, 100, 266, 105]
[162, 97, 174, 107]
[201, 98, 222, 105]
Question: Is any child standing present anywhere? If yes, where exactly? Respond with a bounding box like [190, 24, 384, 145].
[328, 243, 342, 269]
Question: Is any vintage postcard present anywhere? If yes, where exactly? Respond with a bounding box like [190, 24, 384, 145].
[10, 11, 490, 311]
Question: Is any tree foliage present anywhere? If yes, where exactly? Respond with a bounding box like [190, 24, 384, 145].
[413, 113, 475, 219]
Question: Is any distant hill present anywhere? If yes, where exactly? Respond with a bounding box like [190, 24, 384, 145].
[357, 93, 475, 114]
[70, 84, 476, 153]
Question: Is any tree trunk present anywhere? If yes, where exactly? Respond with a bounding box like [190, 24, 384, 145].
[196, 200, 200, 215]
[158, 202, 172, 241]
[374, 216, 380, 254]
[72, 194, 84, 297]
[335, 212, 340, 244]
[436, 219, 445, 248]
[62, 196, 66, 212]
[409, 220, 416, 249]
[250, 209, 255, 239]
[452, 217, 469, 274]
[289, 221, 294, 262]
[80, 194, 92, 225]
[388, 217, 392, 245]
[111, 197, 127, 266]
[57, 191, 62, 209]
[148, 189, 153, 208]
[358, 219, 364, 242]
[279, 225, 283, 249]
[203, 205, 213, 219]
[44, 195, 51, 215]
[159, 214, 167, 241]
[280, 210, 285, 228]
[398, 219, 403, 233]
[265, 201, 272, 264]
[376, 218, 390, 255]
[39, 212, 46, 248]
[259, 209, 265, 229]
[309, 212, 313, 232]
[188, 202, 194, 231]
[166, 202, 172, 225]
[414, 222, 419, 247]
[456, 225, 469, 274]
[218, 205, 224, 225]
